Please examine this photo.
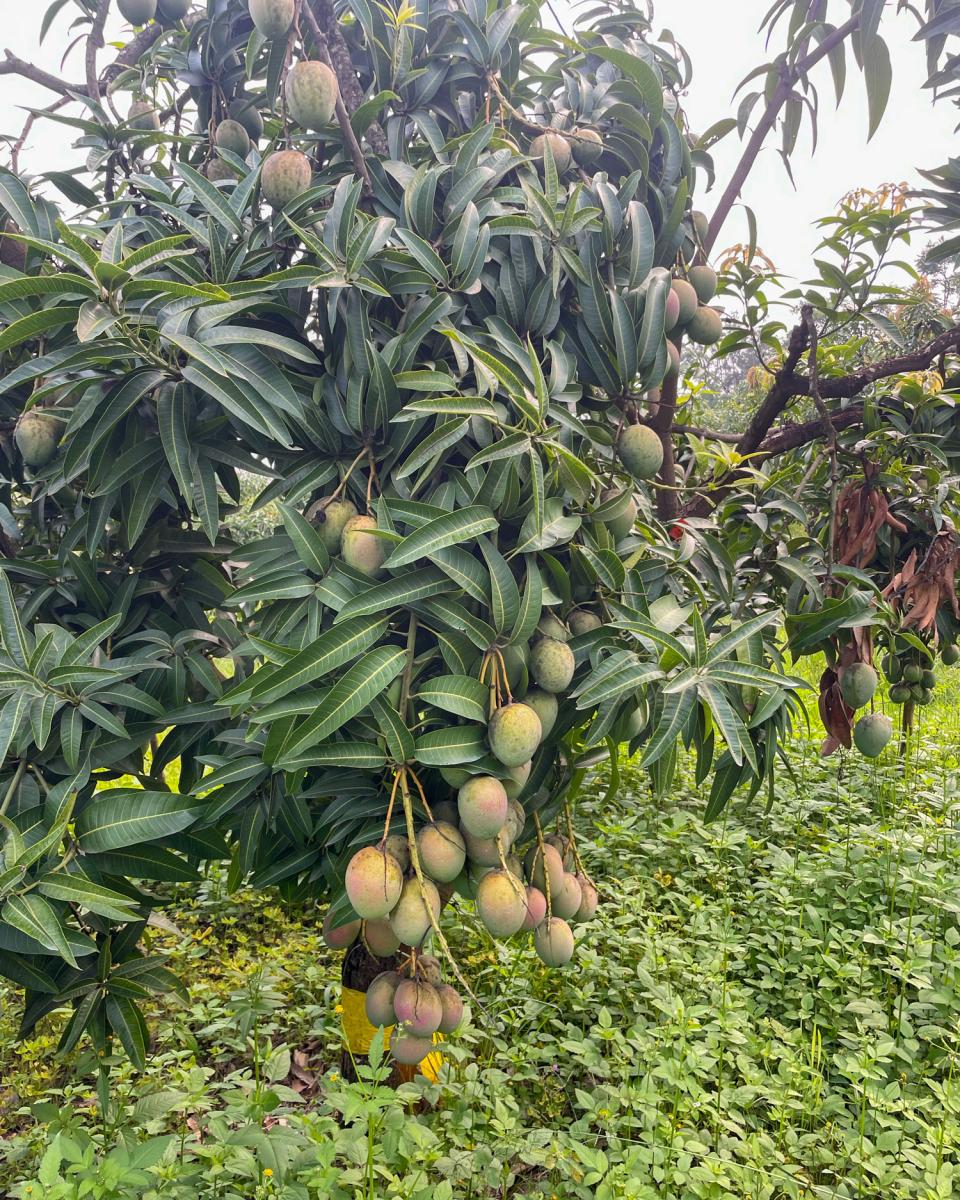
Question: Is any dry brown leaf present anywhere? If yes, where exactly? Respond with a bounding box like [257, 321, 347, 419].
[883, 531, 960, 637]
[836, 475, 904, 568]
[819, 666, 853, 748]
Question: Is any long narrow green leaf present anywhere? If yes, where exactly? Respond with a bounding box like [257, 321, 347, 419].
[414, 724, 487, 765]
[156, 383, 193, 506]
[278, 502, 330, 575]
[334, 568, 454, 622]
[76, 790, 203, 852]
[2, 893, 77, 967]
[386, 506, 498, 569]
[105, 995, 148, 1069]
[0, 274, 93, 303]
[0, 306, 80, 353]
[279, 646, 405, 758]
[176, 162, 243, 234]
[37, 873, 140, 921]
[640, 688, 696, 768]
[226, 615, 389, 707]
[0, 573, 29, 667]
[278, 742, 387, 770]
[416, 674, 488, 722]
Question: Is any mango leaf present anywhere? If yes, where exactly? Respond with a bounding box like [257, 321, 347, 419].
[385, 506, 498, 569]
[416, 674, 489, 722]
[478, 537, 520, 633]
[279, 646, 406, 758]
[227, 615, 390, 707]
[37, 873, 141, 921]
[369, 694, 415, 764]
[640, 688, 696, 768]
[334, 568, 454, 622]
[414, 724, 488, 765]
[2, 893, 77, 967]
[76, 791, 203, 852]
[278, 502, 330, 575]
[278, 742, 388, 770]
[105, 995, 149, 1070]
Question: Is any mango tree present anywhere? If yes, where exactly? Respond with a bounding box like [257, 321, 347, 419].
[0, 0, 958, 1076]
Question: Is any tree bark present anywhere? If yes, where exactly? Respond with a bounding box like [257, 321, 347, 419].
[734, 320, 810, 456]
[757, 404, 863, 458]
[652, 364, 680, 522]
[307, 0, 388, 155]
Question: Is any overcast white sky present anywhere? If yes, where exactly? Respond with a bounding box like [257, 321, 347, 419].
[0, 0, 955, 279]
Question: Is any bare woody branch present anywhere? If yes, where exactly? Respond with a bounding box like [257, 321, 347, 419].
[10, 97, 69, 173]
[704, 14, 861, 257]
[1, 12, 199, 104]
[757, 405, 863, 458]
[86, 0, 111, 103]
[0, 51, 82, 97]
[734, 318, 811, 456]
[683, 320, 960, 516]
[736, 320, 960, 459]
[802, 306, 839, 576]
[673, 425, 742, 444]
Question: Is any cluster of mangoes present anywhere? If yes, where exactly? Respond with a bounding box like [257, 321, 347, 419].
[320, 602, 604, 1064]
[884, 654, 937, 706]
[528, 129, 604, 174]
[121, 0, 340, 194]
[668, 264, 723, 347]
[336, 797, 597, 1062]
[364, 953, 463, 1065]
[322, 917, 464, 1065]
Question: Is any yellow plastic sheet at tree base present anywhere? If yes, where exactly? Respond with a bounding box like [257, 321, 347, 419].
[340, 986, 443, 1082]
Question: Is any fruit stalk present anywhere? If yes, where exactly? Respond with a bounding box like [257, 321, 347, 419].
[532, 811, 552, 920]
[398, 768, 479, 1006]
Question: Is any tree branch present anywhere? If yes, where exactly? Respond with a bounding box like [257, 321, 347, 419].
[86, 0, 111, 103]
[704, 15, 861, 256]
[0, 51, 82, 97]
[683, 321, 960, 516]
[103, 19, 185, 83]
[673, 424, 742, 444]
[299, 1, 373, 189]
[2, 11, 197, 103]
[307, 0, 388, 156]
[757, 405, 863, 458]
[10, 97, 69, 173]
[816, 323, 960, 398]
[734, 318, 810, 456]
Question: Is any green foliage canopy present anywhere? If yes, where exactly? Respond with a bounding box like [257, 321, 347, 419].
[0, 0, 959, 1064]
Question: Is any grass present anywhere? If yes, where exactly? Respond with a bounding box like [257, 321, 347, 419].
[2, 660, 960, 1198]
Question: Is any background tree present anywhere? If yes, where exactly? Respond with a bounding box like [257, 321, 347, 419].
[0, 0, 958, 1075]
